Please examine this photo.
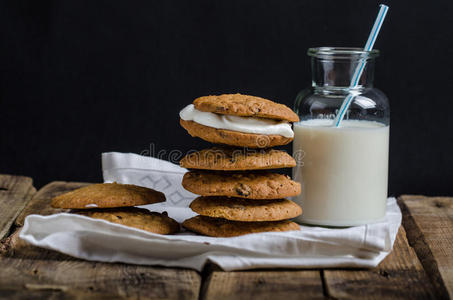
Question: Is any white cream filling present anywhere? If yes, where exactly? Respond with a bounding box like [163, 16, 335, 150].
[179, 104, 294, 138]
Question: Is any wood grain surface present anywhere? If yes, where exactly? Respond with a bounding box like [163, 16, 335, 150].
[324, 226, 436, 299]
[202, 270, 324, 300]
[399, 195, 453, 299]
[0, 175, 36, 239]
[0, 174, 451, 299]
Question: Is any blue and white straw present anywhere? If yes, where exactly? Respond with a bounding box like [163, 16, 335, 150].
[333, 4, 389, 127]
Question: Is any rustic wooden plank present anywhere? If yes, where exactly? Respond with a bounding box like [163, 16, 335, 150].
[201, 270, 324, 300]
[323, 226, 437, 299]
[0, 244, 201, 300]
[0, 255, 201, 299]
[399, 195, 453, 299]
[0, 174, 36, 239]
[1, 181, 202, 300]
[15, 181, 89, 226]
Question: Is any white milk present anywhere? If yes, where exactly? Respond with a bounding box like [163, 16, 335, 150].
[292, 119, 389, 226]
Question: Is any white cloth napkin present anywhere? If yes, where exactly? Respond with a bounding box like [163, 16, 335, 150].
[20, 152, 402, 271]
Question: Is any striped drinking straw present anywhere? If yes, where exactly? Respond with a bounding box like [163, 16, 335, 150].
[333, 4, 389, 127]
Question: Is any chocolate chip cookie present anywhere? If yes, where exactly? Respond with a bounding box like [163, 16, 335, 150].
[74, 207, 179, 234]
[182, 215, 300, 237]
[193, 94, 299, 122]
[182, 171, 301, 199]
[51, 182, 165, 209]
[190, 196, 302, 221]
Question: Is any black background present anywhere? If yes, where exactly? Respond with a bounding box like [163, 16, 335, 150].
[1, 1, 452, 195]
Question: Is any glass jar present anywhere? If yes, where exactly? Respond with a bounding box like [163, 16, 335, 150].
[292, 47, 390, 227]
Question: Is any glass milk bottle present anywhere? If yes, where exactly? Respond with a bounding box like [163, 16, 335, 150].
[293, 47, 390, 226]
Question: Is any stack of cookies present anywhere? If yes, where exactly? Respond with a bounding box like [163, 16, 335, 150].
[51, 182, 179, 234]
[179, 93, 303, 237]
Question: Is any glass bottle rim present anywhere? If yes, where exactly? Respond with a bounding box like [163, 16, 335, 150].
[308, 47, 379, 60]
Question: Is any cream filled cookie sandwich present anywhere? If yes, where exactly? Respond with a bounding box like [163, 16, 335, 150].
[179, 93, 299, 148]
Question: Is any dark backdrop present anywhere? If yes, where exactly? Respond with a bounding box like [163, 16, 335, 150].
[1, 0, 452, 195]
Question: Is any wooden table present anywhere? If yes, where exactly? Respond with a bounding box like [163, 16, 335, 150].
[0, 174, 452, 299]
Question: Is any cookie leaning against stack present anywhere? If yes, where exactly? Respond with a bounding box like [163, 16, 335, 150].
[179, 93, 302, 237]
[51, 182, 179, 234]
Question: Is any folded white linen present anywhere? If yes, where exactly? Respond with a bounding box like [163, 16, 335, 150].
[19, 152, 401, 271]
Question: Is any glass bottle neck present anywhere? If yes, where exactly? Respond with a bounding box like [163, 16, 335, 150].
[311, 57, 376, 93]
